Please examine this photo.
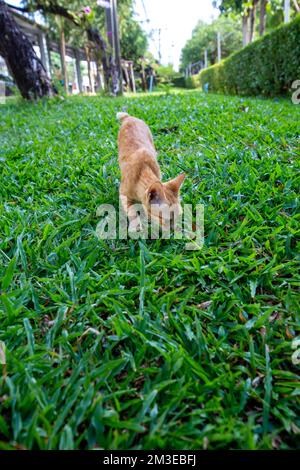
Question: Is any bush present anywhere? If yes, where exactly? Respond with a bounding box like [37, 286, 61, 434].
[172, 75, 186, 88]
[199, 16, 300, 97]
[155, 64, 180, 87]
[185, 74, 201, 89]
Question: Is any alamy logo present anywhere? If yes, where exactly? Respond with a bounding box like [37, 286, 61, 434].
[291, 80, 300, 104]
[95, 198, 204, 250]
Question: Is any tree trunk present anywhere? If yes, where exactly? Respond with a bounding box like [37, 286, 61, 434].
[242, 10, 250, 46]
[293, 0, 300, 12]
[59, 28, 68, 94]
[85, 46, 94, 93]
[86, 27, 110, 92]
[95, 59, 102, 92]
[140, 61, 147, 91]
[249, 0, 259, 43]
[259, 0, 268, 36]
[0, 0, 55, 100]
[7, 2, 113, 94]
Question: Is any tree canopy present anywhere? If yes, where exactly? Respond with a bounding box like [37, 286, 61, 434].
[214, 1, 300, 37]
[10, 1, 148, 63]
[180, 15, 242, 70]
[181, 1, 300, 71]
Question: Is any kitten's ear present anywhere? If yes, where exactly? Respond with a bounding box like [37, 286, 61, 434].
[166, 173, 186, 195]
[147, 183, 164, 205]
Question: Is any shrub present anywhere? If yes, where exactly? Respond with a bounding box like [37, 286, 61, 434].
[172, 75, 186, 88]
[199, 16, 300, 97]
[185, 74, 201, 89]
[155, 64, 182, 88]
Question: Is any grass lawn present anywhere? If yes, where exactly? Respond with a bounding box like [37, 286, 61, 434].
[0, 90, 299, 450]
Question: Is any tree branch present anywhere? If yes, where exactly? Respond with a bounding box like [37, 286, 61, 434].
[6, 1, 111, 91]
[7, 1, 81, 26]
[293, 0, 300, 13]
[6, 3, 30, 13]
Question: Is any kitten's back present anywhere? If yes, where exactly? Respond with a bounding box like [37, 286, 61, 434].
[117, 112, 155, 161]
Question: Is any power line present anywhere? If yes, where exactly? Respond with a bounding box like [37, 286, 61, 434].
[138, 1, 166, 63]
[140, 0, 148, 21]
[136, 0, 150, 24]
[149, 29, 160, 57]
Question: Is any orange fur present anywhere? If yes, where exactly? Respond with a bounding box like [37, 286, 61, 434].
[117, 112, 185, 230]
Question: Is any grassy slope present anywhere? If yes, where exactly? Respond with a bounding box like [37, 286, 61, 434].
[0, 91, 299, 450]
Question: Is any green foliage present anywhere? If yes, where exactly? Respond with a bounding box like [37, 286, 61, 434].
[0, 90, 299, 449]
[213, 0, 244, 15]
[200, 16, 300, 96]
[214, 0, 300, 35]
[155, 64, 180, 88]
[119, 6, 148, 62]
[26, 0, 147, 63]
[185, 74, 201, 89]
[180, 15, 243, 70]
[155, 64, 176, 81]
[172, 76, 186, 88]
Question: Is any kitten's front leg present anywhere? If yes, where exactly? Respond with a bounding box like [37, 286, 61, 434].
[120, 193, 143, 232]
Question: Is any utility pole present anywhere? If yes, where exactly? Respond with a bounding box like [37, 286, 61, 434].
[204, 49, 208, 69]
[217, 32, 221, 63]
[59, 27, 68, 95]
[158, 28, 162, 63]
[150, 27, 166, 64]
[105, 1, 113, 48]
[284, 0, 290, 23]
[101, 0, 123, 95]
[111, 0, 123, 95]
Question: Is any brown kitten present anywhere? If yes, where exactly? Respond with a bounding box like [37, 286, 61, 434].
[117, 112, 185, 231]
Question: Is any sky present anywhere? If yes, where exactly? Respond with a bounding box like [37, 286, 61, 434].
[134, 0, 219, 70]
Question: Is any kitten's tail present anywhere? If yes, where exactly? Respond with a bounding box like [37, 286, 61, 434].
[116, 112, 129, 121]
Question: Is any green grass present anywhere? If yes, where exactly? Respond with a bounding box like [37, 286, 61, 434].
[0, 90, 299, 450]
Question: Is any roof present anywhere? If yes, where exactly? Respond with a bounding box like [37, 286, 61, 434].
[9, 7, 48, 33]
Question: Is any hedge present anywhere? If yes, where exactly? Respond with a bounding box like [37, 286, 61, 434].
[172, 75, 186, 88]
[170, 75, 201, 89]
[199, 16, 300, 97]
[185, 74, 201, 89]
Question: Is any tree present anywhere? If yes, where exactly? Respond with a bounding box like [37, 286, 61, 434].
[213, 1, 256, 45]
[7, 1, 148, 95]
[54, 15, 69, 93]
[0, 0, 56, 99]
[213, 0, 264, 43]
[214, 0, 300, 44]
[7, 1, 112, 90]
[249, 0, 259, 42]
[180, 16, 242, 70]
[293, 0, 300, 12]
[259, 0, 268, 35]
[119, 15, 147, 62]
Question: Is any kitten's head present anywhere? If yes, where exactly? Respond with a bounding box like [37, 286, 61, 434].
[144, 174, 185, 227]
